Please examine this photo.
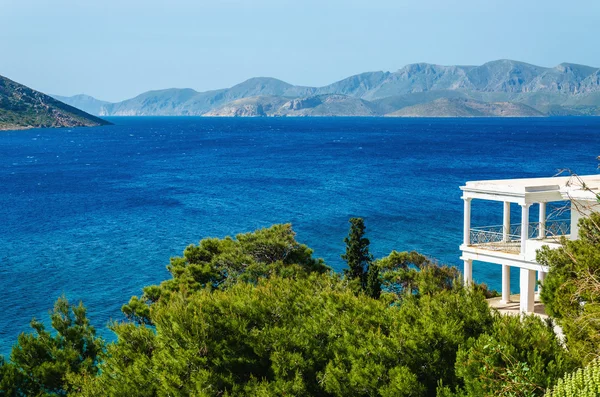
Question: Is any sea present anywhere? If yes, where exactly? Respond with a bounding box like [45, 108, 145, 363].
[1, 116, 599, 354]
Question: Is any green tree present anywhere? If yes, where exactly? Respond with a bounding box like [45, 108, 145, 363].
[341, 217, 374, 289]
[0, 297, 104, 396]
[122, 223, 329, 324]
[365, 264, 382, 299]
[538, 212, 600, 363]
[376, 250, 460, 300]
[0, 356, 24, 397]
[68, 323, 157, 397]
[1, 223, 577, 396]
[450, 314, 575, 397]
[76, 273, 495, 397]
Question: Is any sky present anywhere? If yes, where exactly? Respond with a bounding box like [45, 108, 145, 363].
[1, 0, 599, 102]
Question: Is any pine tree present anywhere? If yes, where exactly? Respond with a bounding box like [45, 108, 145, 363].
[342, 217, 373, 287]
[365, 264, 381, 299]
[539, 212, 600, 363]
[0, 297, 104, 396]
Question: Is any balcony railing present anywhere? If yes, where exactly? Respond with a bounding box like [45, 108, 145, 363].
[469, 219, 570, 253]
[530, 220, 570, 239]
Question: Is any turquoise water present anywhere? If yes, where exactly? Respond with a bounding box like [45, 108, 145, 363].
[1, 117, 599, 353]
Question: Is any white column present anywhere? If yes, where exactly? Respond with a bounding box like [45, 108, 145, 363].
[539, 202, 546, 239]
[571, 202, 581, 240]
[503, 201, 511, 242]
[520, 268, 536, 313]
[537, 271, 547, 294]
[464, 259, 473, 286]
[520, 204, 530, 255]
[463, 198, 472, 245]
[501, 265, 511, 304]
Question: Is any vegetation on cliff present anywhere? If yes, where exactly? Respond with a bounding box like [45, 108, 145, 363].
[538, 212, 600, 364]
[0, 75, 110, 130]
[386, 98, 544, 118]
[1, 218, 599, 396]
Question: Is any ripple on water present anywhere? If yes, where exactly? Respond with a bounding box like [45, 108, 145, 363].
[0, 116, 599, 354]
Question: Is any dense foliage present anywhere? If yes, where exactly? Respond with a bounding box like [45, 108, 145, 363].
[0, 75, 109, 130]
[0, 297, 104, 396]
[545, 359, 600, 397]
[538, 212, 600, 363]
[1, 220, 596, 396]
[376, 250, 458, 298]
[341, 218, 372, 283]
[121, 223, 328, 324]
[450, 315, 574, 397]
[74, 275, 495, 396]
[341, 217, 381, 299]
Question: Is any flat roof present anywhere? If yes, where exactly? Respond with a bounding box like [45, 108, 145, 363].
[461, 174, 600, 201]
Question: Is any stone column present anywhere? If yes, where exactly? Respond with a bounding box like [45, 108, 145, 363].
[539, 202, 546, 239]
[520, 268, 536, 313]
[464, 259, 473, 286]
[571, 202, 581, 240]
[501, 265, 511, 304]
[520, 204, 530, 255]
[463, 198, 472, 246]
[537, 271, 547, 294]
[503, 201, 511, 242]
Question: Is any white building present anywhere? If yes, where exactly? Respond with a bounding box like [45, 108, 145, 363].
[460, 174, 600, 313]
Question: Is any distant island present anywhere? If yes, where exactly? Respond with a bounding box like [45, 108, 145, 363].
[54, 60, 600, 118]
[3, 59, 600, 127]
[387, 98, 544, 117]
[0, 76, 110, 131]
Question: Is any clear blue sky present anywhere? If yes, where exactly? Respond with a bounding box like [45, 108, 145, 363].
[1, 0, 598, 102]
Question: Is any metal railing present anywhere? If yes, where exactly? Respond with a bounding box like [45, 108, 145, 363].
[530, 220, 570, 239]
[469, 219, 570, 253]
[469, 226, 520, 252]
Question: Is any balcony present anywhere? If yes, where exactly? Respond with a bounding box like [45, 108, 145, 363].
[459, 174, 600, 313]
[468, 219, 570, 254]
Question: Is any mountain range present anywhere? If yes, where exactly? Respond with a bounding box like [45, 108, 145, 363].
[45, 59, 600, 118]
[0, 76, 110, 130]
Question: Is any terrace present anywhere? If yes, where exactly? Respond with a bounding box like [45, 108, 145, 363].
[459, 174, 600, 313]
[469, 219, 570, 254]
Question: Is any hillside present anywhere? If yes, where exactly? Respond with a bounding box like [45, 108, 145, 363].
[204, 94, 381, 117]
[203, 96, 289, 117]
[52, 94, 110, 116]
[387, 98, 544, 117]
[98, 78, 317, 116]
[56, 59, 600, 117]
[0, 75, 110, 130]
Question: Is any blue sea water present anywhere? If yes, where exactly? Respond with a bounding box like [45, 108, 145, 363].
[1, 116, 599, 354]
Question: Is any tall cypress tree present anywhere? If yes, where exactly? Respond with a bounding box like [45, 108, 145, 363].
[365, 264, 382, 299]
[342, 217, 373, 288]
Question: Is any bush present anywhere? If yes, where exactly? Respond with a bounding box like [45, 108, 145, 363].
[538, 213, 600, 363]
[76, 274, 495, 396]
[545, 359, 600, 397]
[453, 314, 575, 397]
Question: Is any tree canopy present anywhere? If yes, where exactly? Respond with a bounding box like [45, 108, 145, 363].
[76, 274, 498, 396]
[0, 297, 104, 396]
[0, 220, 593, 396]
[122, 223, 329, 324]
[341, 217, 372, 284]
[538, 212, 600, 363]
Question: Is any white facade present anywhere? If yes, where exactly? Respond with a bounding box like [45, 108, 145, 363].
[460, 175, 600, 313]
